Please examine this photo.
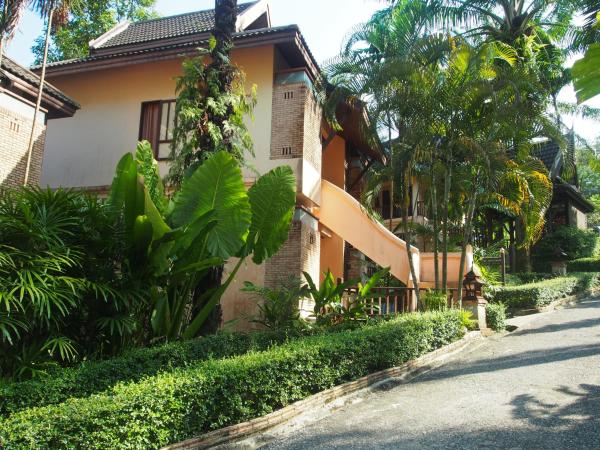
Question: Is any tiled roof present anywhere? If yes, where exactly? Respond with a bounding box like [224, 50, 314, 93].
[1, 56, 79, 108]
[97, 1, 257, 49]
[38, 25, 303, 69]
[532, 140, 560, 173]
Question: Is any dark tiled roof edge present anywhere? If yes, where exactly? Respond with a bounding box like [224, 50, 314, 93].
[96, 1, 258, 50]
[1, 56, 80, 108]
[35, 25, 310, 71]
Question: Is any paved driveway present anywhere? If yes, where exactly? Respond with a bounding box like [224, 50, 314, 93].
[262, 297, 600, 449]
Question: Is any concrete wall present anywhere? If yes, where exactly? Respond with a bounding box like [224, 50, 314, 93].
[419, 248, 473, 289]
[0, 92, 46, 188]
[42, 45, 277, 188]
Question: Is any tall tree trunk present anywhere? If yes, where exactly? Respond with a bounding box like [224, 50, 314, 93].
[401, 168, 420, 309]
[24, 8, 53, 186]
[210, 0, 237, 152]
[189, 0, 239, 335]
[0, 34, 5, 72]
[441, 151, 452, 292]
[387, 117, 393, 231]
[456, 184, 478, 308]
[430, 161, 440, 290]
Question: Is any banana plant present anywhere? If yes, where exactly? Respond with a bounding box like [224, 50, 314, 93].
[108, 143, 296, 341]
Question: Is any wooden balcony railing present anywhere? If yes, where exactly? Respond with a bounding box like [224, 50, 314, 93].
[343, 287, 459, 316]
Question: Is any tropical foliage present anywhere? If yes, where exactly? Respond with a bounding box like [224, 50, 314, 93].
[0, 187, 144, 379]
[31, 0, 157, 64]
[324, 0, 561, 295]
[0, 142, 295, 379]
[303, 268, 390, 325]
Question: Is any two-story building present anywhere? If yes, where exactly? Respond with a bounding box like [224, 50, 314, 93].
[36, 0, 467, 327]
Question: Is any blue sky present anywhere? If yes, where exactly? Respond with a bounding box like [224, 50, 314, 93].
[4, 0, 599, 143]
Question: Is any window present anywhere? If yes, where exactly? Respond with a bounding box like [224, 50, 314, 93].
[139, 100, 176, 160]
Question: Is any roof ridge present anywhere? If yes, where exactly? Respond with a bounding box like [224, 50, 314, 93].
[125, 0, 258, 27]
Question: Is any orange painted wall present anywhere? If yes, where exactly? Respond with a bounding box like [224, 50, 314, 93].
[321, 135, 345, 188]
[320, 135, 346, 282]
[320, 230, 344, 282]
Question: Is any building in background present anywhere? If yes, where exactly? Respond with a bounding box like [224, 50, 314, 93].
[0, 56, 79, 188]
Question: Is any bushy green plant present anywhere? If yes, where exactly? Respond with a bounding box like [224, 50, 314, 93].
[513, 272, 554, 284]
[567, 257, 600, 272]
[488, 273, 600, 309]
[532, 226, 599, 271]
[0, 311, 463, 449]
[458, 310, 478, 330]
[242, 277, 309, 331]
[422, 290, 448, 311]
[109, 144, 296, 342]
[0, 187, 146, 379]
[486, 303, 507, 331]
[304, 268, 389, 325]
[0, 329, 306, 417]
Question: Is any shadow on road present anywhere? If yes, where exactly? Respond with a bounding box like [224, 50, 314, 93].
[263, 384, 600, 450]
[419, 343, 600, 382]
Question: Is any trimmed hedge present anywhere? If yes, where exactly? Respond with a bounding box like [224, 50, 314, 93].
[567, 257, 600, 272]
[0, 329, 304, 417]
[0, 311, 463, 450]
[488, 273, 600, 309]
[485, 303, 507, 331]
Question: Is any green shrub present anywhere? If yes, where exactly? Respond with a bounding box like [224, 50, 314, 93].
[567, 257, 600, 272]
[242, 277, 309, 331]
[0, 311, 463, 450]
[512, 272, 553, 284]
[488, 273, 600, 309]
[0, 329, 305, 417]
[458, 309, 478, 330]
[486, 303, 507, 331]
[422, 290, 448, 311]
[532, 226, 599, 271]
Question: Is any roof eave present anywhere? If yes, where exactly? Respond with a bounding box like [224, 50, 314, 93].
[38, 27, 320, 82]
[0, 69, 79, 118]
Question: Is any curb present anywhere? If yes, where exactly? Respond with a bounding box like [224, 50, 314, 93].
[163, 331, 482, 450]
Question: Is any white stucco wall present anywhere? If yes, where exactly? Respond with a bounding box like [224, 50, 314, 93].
[41, 45, 277, 188]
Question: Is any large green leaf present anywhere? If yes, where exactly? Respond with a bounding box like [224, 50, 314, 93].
[573, 43, 600, 103]
[107, 153, 138, 228]
[136, 141, 167, 213]
[246, 166, 296, 264]
[171, 152, 251, 259]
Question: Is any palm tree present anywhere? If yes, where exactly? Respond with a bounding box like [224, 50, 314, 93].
[323, 0, 449, 302]
[0, 1, 29, 70]
[23, 0, 80, 186]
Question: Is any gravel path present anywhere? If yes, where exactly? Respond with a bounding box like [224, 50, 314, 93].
[262, 296, 600, 449]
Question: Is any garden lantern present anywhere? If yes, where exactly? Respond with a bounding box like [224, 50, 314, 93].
[463, 269, 484, 301]
[462, 268, 487, 330]
[550, 247, 568, 276]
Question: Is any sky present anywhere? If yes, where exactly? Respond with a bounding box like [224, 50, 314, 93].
[4, 0, 599, 143]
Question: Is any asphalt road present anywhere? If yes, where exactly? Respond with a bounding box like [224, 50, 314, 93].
[262, 297, 600, 450]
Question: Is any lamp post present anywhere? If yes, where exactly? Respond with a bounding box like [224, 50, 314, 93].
[462, 269, 487, 330]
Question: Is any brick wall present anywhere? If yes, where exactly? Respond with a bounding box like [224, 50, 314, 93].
[0, 105, 46, 188]
[270, 82, 322, 173]
[265, 209, 320, 315]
